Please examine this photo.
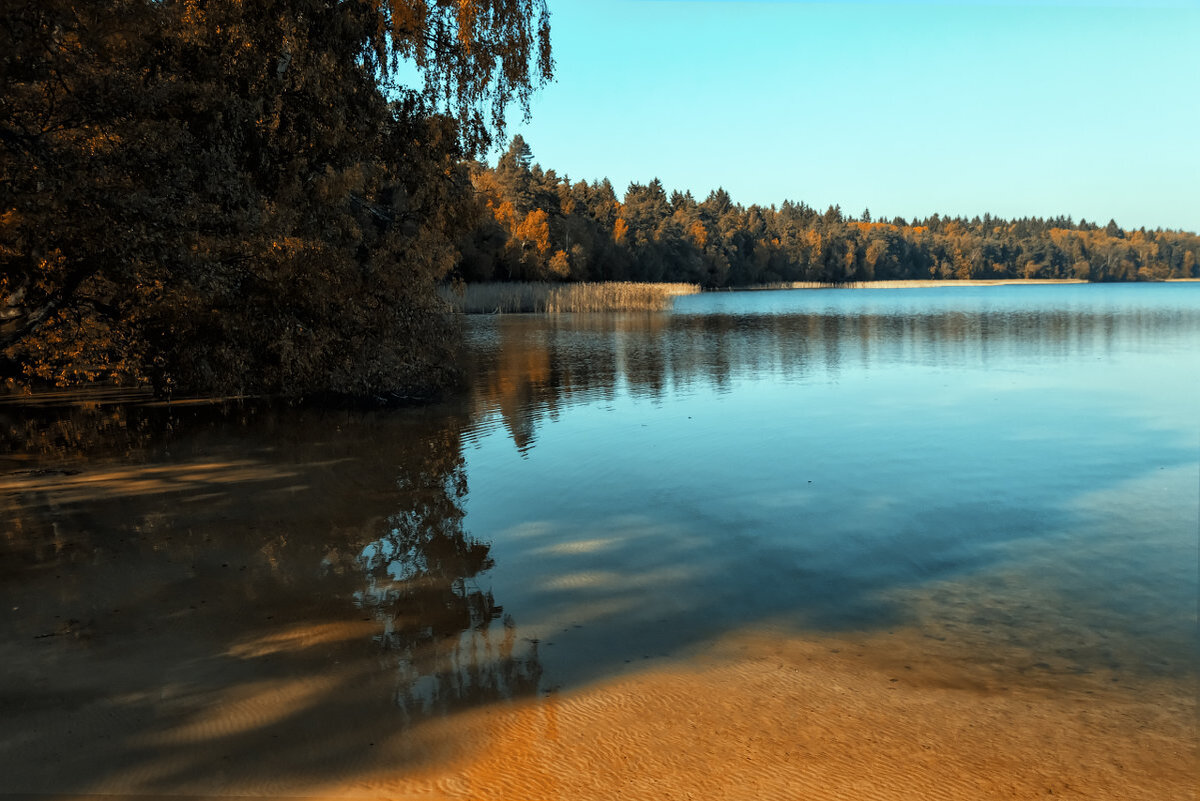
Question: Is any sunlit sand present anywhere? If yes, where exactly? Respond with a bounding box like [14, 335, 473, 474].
[7, 623, 1192, 800]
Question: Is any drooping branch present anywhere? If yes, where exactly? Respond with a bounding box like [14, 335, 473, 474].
[373, 0, 553, 154]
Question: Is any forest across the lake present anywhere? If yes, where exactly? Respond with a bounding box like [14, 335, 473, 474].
[454, 136, 1200, 289]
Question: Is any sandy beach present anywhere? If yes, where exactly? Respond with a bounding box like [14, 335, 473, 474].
[337, 630, 1195, 801]
[4, 608, 1193, 800]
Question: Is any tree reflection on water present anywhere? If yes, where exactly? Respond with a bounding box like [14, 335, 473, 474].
[355, 453, 542, 721]
[0, 394, 544, 794]
[464, 303, 1193, 455]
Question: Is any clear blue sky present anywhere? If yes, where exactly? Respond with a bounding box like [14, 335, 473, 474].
[494, 0, 1199, 231]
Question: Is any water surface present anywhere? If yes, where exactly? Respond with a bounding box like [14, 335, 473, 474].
[2, 282, 1197, 796]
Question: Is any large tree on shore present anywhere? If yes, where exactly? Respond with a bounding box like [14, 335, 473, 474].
[0, 0, 551, 398]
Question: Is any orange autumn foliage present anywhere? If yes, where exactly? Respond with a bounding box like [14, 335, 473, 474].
[514, 209, 551, 254]
[613, 217, 630, 246]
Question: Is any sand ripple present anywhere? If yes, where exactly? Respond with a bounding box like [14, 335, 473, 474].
[344, 630, 1195, 801]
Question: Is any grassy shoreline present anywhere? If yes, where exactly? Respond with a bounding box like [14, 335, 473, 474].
[444, 278, 1198, 313]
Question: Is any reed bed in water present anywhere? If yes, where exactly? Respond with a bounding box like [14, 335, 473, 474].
[441, 282, 700, 314]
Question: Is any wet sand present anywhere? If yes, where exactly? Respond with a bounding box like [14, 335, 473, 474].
[4, 614, 1193, 801]
[401, 631, 1194, 801]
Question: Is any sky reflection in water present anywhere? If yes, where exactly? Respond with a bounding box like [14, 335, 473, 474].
[462, 283, 1199, 685]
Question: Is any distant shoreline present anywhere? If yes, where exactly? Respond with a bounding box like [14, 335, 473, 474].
[442, 279, 1200, 312]
[737, 278, 1200, 291]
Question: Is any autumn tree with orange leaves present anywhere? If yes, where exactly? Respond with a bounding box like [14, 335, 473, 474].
[1, 0, 551, 398]
[457, 136, 1199, 290]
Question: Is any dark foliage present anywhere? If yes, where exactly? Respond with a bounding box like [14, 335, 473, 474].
[1, 0, 550, 397]
[459, 138, 1200, 288]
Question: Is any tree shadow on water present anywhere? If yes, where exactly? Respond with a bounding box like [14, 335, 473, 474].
[0, 399, 543, 795]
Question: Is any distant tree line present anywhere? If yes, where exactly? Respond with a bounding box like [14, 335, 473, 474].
[456, 136, 1200, 287]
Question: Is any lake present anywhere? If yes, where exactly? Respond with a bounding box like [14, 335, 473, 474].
[2, 283, 1197, 799]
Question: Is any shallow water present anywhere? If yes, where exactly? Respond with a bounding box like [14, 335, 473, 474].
[2, 283, 1197, 797]
[461, 285, 1198, 686]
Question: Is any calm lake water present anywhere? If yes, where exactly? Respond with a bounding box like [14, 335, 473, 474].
[2, 282, 1197, 794]
[460, 283, 1199, 684]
